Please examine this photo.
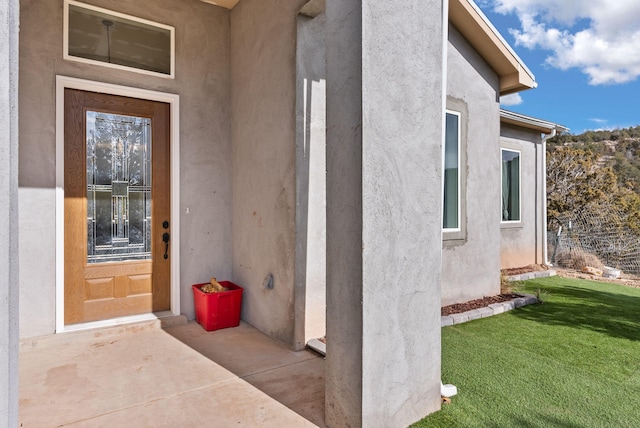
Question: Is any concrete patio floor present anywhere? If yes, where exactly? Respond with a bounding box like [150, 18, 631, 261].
[19, 320, 326, 427]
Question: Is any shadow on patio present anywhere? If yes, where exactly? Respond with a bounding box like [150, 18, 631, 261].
[19, 320, 326, 427]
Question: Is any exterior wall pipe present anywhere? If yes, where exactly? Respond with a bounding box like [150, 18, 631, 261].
[541, 128, 556, 266]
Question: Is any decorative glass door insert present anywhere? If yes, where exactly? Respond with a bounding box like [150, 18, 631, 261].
[86, 111, 152, 263]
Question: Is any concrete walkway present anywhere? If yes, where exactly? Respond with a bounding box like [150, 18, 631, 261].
[19, 321, 325, 427]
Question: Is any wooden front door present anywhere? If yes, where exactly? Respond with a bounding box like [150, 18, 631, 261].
[64, 89, 171, 325]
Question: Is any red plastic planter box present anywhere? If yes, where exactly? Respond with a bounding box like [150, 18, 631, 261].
[192, 281, 243, 331]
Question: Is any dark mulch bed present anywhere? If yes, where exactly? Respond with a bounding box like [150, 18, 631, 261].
[441, 293, 523, 316]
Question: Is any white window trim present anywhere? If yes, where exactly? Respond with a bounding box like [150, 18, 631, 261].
[63, 0, 176, 79]
[501, 147, 522, 224]
[443, 109, 461, 233]
[55, 75, 181, 333]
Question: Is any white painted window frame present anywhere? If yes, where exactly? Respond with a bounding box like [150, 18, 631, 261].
[55, 75, 181, 333]
[63, 0, 176, 79]
[443, 109, 462, 233]
[500, 147, 522, 224]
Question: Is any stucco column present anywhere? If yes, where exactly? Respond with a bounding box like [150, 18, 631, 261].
[0, 0, 20, 426]
[325, 0, 445, 427]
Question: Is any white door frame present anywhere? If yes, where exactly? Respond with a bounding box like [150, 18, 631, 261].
[55, 75, 181, 333]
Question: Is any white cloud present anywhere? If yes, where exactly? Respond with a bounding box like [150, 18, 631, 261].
[490, 0, 640, 85]
[499, 93, 523, 106]
[586, 118, 639, 132]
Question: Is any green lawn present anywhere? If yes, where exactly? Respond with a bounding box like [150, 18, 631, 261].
[412, 276, 640, 427]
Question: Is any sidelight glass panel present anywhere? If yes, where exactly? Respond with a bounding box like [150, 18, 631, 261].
[86, 111, 152, 263]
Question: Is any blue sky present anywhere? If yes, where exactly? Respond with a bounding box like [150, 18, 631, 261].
[477, 0, 640, 134]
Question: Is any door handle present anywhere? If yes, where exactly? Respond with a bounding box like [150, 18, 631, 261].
[162, 232, 170, 259]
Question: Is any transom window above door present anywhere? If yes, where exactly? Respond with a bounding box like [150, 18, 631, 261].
[64, 0, 175, 78]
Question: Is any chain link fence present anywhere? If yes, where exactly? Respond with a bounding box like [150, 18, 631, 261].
[548, 206, 640, 276]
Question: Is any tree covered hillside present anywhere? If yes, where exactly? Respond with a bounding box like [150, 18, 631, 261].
[548, 125, 640, 194]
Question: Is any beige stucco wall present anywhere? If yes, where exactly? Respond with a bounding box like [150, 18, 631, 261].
[230, 0, 307, 345]
[500, 123, 544, 268]
[19, 0, 232, 337]
[441, 24, 502, 306]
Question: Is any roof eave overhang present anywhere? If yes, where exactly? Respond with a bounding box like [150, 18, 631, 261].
[500, 109, 569, 134]
[200, 0, 240, 9]
[200, 0, 325, 15]
[449, 0, 537, 96]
